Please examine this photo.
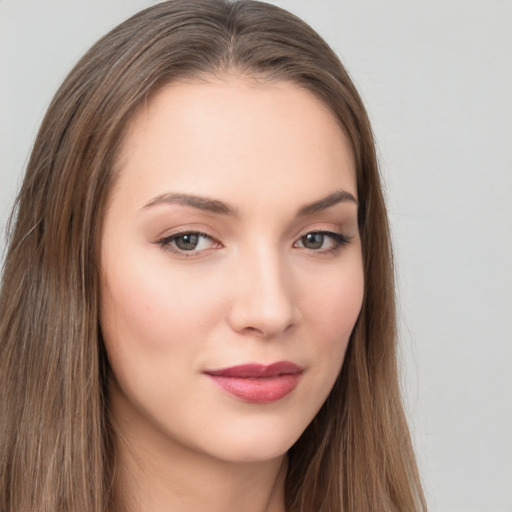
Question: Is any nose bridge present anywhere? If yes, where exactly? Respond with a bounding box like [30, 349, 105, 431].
[228, 243, 297, 337]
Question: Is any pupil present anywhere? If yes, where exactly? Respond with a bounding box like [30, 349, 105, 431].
[303, 232, 324, 249]
[176, 233, 199, 250]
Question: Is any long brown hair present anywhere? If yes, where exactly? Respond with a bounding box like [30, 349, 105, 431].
[0, 1, 426, 510]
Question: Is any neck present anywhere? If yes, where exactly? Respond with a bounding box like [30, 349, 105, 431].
[109, 389, 287, 512]
[112, 435, 287, 512]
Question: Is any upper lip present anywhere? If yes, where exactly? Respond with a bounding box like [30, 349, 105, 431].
[205, 361, 303, 378]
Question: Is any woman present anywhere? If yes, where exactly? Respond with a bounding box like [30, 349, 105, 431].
[0, 1, 427, 511]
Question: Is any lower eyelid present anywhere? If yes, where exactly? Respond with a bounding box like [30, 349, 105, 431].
[330, 232, 352, 243]
[154, 231, 213, 252]
[295, 231, 351, 247]
[155, 229, 351, 254]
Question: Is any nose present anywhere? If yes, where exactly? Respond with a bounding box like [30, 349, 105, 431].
[227, 247, 299, 338]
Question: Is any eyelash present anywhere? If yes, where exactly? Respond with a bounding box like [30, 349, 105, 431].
[156, 230, 218, 256]
[294, 231, 352, 254]
[155, 230, 352, 256]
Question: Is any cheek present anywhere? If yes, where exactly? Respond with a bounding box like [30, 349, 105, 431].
[322, 268, 363, 338]
[300, 254, 364, 377]
[99, 254, 225, 367]
[304, 249, 363, 328]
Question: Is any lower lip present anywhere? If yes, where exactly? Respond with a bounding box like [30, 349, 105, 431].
[206, 373, 302, 403]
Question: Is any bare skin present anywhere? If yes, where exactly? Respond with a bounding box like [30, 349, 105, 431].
[110, 390, 287, 512]
[101, 75, 363, 512]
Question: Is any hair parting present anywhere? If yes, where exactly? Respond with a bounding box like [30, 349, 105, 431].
[0, 1, 426, 511]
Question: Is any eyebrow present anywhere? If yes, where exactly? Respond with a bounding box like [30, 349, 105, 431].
[297, 190, 358, 216]
[142, 189, 357, 216]
[142, 193, 238, 216]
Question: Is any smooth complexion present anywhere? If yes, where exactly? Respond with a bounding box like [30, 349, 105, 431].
[100, 76, 364, 512]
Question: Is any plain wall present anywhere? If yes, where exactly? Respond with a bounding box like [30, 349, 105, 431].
[1, 1, 511, 511]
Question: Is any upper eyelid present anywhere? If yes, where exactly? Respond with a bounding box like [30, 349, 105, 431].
[155, 232, 219, 257]
[157, 226, 219, 242]
[293, 226, 350, 241]
[151, 210, 355, 238]
[159, 231, 217, 245]
[158, 227, 345, 240]
[294, 230, 352, 246]
[157, 228, 350, 252]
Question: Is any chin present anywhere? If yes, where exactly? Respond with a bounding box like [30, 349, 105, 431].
[191, 414, 311, 464]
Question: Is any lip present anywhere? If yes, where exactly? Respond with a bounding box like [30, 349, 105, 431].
[204, 362, 303, 404]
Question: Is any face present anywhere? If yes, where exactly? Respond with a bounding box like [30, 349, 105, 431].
[100, 76, 364, 464]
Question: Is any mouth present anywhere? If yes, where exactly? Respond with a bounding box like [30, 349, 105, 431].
[204, 362, 303, 404]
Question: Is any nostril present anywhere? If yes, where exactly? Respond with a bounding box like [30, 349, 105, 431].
[244, 326, 266, 336]
[234, 317, 297, 339]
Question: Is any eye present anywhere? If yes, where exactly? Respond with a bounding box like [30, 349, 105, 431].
[156, 231, 219, 254]
[295, 231, 351, 252]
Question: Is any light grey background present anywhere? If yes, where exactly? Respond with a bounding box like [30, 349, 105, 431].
[1, 1, 511, 511]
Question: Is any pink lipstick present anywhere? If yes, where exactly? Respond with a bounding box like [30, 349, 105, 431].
[204, 362, 303, 403]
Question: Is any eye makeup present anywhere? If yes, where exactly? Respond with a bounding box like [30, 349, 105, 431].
[294, 231, 353, 254]
[155, 229, 222, 256]
[154, 227, 353, 259]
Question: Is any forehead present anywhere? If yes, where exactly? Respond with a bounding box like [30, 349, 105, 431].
[112, 75, 356, 210]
